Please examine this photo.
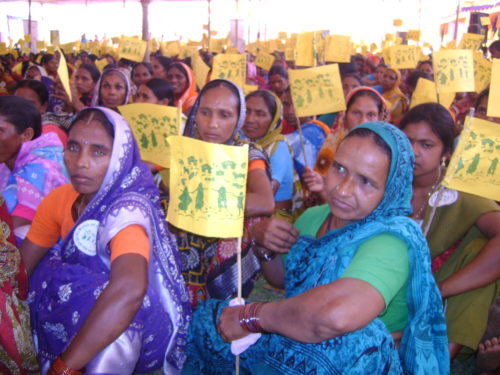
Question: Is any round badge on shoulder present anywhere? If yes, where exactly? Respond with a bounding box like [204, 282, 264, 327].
[429, 187, 458, 208]
[73, 220, 99, 256]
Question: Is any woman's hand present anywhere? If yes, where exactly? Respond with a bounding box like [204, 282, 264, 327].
[302, 167, 324, 193]
[250, 217, 298, 253]
[217, 305, 248, 342]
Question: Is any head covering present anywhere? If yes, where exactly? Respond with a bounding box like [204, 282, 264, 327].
[183, 79, 246, 145]
[90, 67, 131, 108]
[168, 62, 198, 112]
[23, 64, 48, 79]
[382, 68, 406, 104]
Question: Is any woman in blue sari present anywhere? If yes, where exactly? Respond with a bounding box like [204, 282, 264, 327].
[20, 107, 190, 374]
[183, 122, 449, 374]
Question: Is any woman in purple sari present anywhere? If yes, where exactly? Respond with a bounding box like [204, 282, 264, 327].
[20, 107, 191, 374]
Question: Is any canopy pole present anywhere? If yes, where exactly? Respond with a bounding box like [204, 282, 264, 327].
[141, 0, 150, 42]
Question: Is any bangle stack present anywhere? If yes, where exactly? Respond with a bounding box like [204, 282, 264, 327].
[48, 357, 83, 375]
[251, 240, 276, 262]
[238, 302, 266, 333]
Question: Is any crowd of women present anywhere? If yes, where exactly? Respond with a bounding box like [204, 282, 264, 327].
[0, 36, 499, 375]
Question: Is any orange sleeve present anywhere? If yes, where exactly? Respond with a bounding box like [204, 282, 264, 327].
[110, 224, 150, 263]
[248, 159, 266, 171]
[27, 184, 76, 247]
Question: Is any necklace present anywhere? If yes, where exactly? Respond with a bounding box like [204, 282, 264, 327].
[412, 170, 442, 220]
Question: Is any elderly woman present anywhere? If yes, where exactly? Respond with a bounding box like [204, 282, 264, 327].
[183, 122, 449, 374]
[91, 68, 131, 111]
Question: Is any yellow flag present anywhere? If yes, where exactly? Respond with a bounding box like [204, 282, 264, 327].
[244, 84, 258, 95]
[443, 116, 500, 201]
[118, 37, 147, 62]
[434, 49, 475, 93]
[473, 51, 492, 94]
[445, 40, 456, 49]
[211, 53, 246, 88]
[407, 30, 421, 42]
[325, 35, 352, 63]
[24, 34, 31, 43]
[285, 48, 296, 61]
[95, 58, 109, 73]
[162, 41, 181, 57]
[438, 91, 456, 109]
[278, 32, 287, 39]
[35, 41, 45, 51]
[295, 32, 314, 67]
[50, 30, 59, 46]
[167, 136, 248, 238]
[410, 78, 438, 109]
[208, 38, 225, 53]
[255, 52, 275, 71]
[191, 53, 210, 90]
[389, 45, 418, 70]
[458, 33, 484, 50]
[480, 17, 491, 26]
[289, 64, 345, 117]
[487, 59, 500, 118]
[56, 48, 72, 102]
[393, 19, 403, 27]
[118, 103, 181, 168]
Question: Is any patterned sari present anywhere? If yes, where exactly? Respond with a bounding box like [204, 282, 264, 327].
[28, 107, 191, 374]
[182, 122, 449, 375]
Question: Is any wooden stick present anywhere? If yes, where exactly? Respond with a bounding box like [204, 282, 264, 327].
[235, 236, 243, 375]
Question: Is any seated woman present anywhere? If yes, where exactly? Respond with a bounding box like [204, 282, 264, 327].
[242, 90, 294, 212]
[400, 102, 500, 360]
[475, 87, 500, 125]
[166, 62, 198, 115]
[15, 79, 68, 146]
[381, 67, 409, 124]
[177, 79, 275, 308]
[131, 62, 153, 94]
[91, 67, 131, 111]
[23, 64, 66, 114]
[0, 193, 39, 375]
[20, 107, 191, 374]
[267, 65, 290, 100]
[0, 96, 67, 243]
[134, 78, 174, 105]
[183, 122, 449, 374]
[55, 63, 100, 112]
[151, 55, 171, 80]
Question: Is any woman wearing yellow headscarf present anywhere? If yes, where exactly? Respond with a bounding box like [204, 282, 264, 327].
[381, 67, 409, 124]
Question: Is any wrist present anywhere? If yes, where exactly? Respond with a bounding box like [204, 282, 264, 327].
[251, 239, 276, 262]
[238, 302, 266, 333]
[48, 357, 83, 375]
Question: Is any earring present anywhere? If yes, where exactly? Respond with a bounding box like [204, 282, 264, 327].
[441, 157, 446, 168]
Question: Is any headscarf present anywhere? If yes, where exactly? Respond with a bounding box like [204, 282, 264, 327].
[245, 90, 284, 157]
[286, 122, 449, 374]
[90, 67, 131, 108]
[382, 67, 409, 121]
[314, 86, 390, 175]
[24, 64, 65, 113]
[168, 62, 198, 113]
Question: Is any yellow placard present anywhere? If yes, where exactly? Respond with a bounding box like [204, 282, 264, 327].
[385, 33, 395, 41]
[289, 64, 345, 117]
[192, 52, 210, 90]
[95, 58, 109, 73]
[60, 42, 76, 54]
[35, 41, 46, 51]
[111, 37, 121, 45]
[382, 47, 392, 66]
[443, 116, 500, 201]
[211, 53, 246, 88]
[24, 34, 31, 43]
[393, 19, 403, 27]
[208, 38, 225, 53]
[162, 41, 181, 58]
[285, 47, 296, 61]
[487, 59, 500, 118]
[254, 52, 275, 71]
[118, 103, 181, 168]
[118, 37, 147, 62]
[167, 136, 248, 238]
[480, 17, 491, 26]
[473, 51, 492, 94]
[295, 32, 315, 67]
[410, 78, 438, 109]
[244, 84, 258, 95]
[56, 48, 72, 102]
[50, 30, 59, 46]
[325, 35, 352, 63]
[389, 45, 418, 70]
[407, 30, 421, 42]
[434, 49, 475, 93]
[458, 33, 484, 50]
[278, 32, 287, 39]
[438, 92, 456, 109]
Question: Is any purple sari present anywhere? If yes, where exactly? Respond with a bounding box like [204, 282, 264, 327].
[28, 107, 191, 374]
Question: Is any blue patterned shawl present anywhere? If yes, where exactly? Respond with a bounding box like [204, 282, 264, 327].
[29, 107, 191, 374]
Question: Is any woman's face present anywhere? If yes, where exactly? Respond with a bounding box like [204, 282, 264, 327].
[476, 95, 500, 124]
[99, 72, 127, 109]
[269, 74, 289, 95]
[75, 67, 96, 95]
[381, 70, 398, 91]
[132, 64, 152, 87]
[167, 66, 188, 97]
[325, 135, 389, 228]
[374, 66, 386, 84]
[15, 87, 46, 114]
[345, 95, 380, 131]
[243, 96, 273, 140]
[45, 58, 59, 74]
[195, 85, 239, 144]
[403, 121, 445, 179]
[342, 76, 361, 99]
[64, 119, 113, 196]
[418, 62, 433, 77]
[0, 116, 33, 169]
[25, 67, 42, 81]
[135, 84, 159, 104]
[151, 58, 167, 79]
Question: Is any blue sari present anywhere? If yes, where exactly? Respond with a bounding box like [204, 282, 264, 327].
[28, 107, 191, 374]
[182, 122, 449, 375]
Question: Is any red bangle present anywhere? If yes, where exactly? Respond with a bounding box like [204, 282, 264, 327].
[238, 302, 266, 333]
[48, 357, 83, 375]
